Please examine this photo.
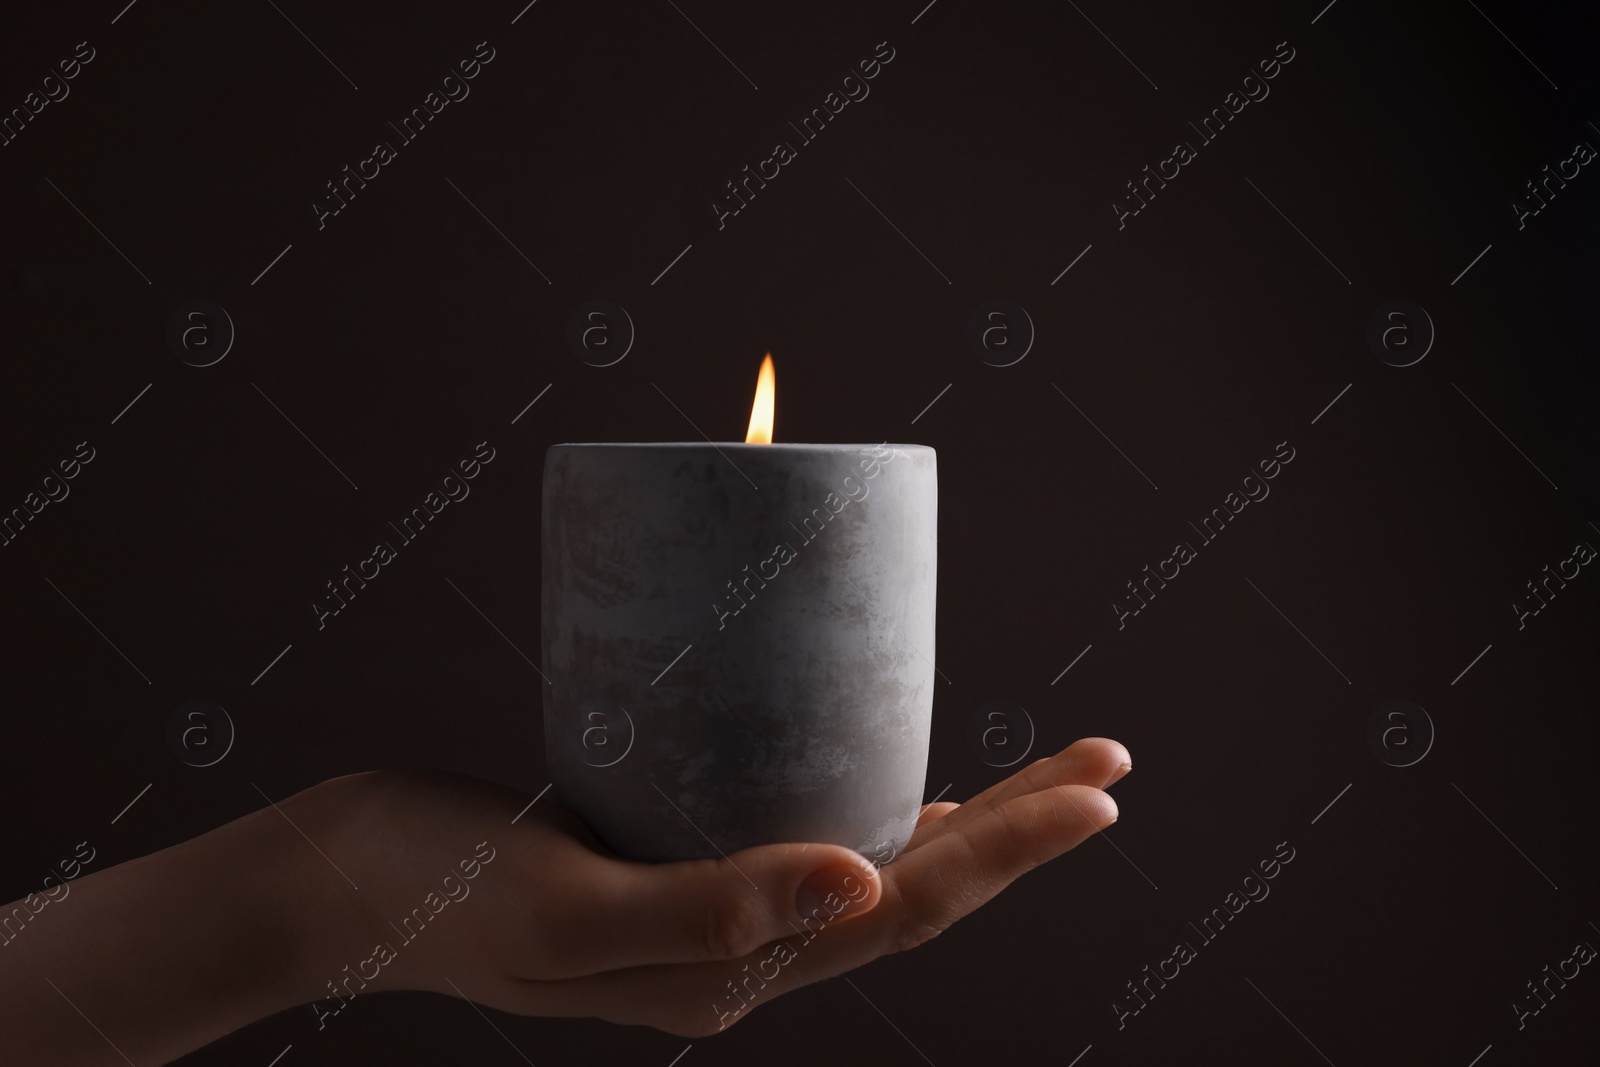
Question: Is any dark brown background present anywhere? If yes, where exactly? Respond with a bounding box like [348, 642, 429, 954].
[2, 1, 1596, 1064]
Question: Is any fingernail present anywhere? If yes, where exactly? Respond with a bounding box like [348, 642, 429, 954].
[1101, 796, 1121, 827]
[1109, 761, 1133, 785]
[795, 865, 874, 923]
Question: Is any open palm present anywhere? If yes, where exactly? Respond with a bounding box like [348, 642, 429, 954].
[298, 737, 1130, 1037]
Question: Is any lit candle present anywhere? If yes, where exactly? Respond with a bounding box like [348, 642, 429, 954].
[542, 356, 938, 862]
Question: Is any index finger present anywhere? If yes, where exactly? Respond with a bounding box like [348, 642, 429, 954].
[906, 737, 1129, 852]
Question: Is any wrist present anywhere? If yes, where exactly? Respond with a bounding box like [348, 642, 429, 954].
[252, 775, 380, 1011]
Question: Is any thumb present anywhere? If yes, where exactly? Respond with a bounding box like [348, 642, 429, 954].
[595, 843, 884, 971]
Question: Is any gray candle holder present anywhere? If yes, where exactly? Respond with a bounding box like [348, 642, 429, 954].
[542, 442, 937, 864]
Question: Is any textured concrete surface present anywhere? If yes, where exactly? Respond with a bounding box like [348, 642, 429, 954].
[542, 443, 937, 863]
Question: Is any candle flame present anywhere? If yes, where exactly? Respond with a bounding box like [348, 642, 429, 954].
[745, 353, 775, 444]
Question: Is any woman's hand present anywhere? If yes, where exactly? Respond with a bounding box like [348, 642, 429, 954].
[0, 738, 1127, 1064]
[292, 736, 1130, 1037]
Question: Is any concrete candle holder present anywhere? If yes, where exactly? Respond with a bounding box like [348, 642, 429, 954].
[542, 442, 937, 864]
